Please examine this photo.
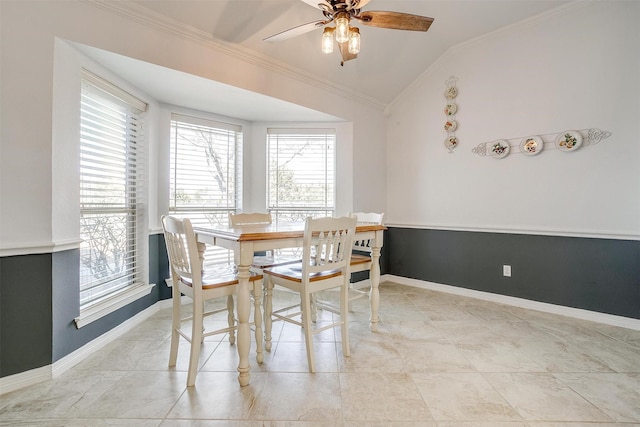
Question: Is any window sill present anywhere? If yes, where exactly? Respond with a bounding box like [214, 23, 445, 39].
[74, 283, 156, 329]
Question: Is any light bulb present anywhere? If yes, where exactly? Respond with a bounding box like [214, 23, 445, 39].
[348, 27, 360, 54]
[335, 12, 349, 43]
[322, 27, 334, 53]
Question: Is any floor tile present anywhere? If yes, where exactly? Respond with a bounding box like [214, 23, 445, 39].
[339, 372, 433, 422]
[413, 372, 522, 422]
[2, 281, 639, 425]
[484, 372, 613, 422]
[554, 372, 640, 422]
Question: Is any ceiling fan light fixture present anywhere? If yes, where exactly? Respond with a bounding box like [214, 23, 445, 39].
[348, 27, 360, 54]
[334, 12, 350, 43]
[322, 27, 334, 53]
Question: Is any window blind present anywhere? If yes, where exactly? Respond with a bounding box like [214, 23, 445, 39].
[79, 69, 147, 308]
[266, 128, 336, 224]
[169, 114, 242, 266]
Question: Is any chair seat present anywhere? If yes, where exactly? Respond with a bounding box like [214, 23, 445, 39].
[264, 263, 343, 283]
[179, 265, 262, 290]
[252, 254, 301, 269]
[350, 253, 372, 266]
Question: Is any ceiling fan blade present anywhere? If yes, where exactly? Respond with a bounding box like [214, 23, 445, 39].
[338, 41, 357, 66]
[300, 0, 331, 10]
[263, 20, 326, 42]
[358, 11, 434, 32]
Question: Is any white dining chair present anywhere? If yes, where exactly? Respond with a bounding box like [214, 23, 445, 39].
[162, 215, 263, 386]
[263, 216, 357, 373]
[312, 212, 384, 314]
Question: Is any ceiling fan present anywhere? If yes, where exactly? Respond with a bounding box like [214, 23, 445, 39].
[264, 0, 434, 66]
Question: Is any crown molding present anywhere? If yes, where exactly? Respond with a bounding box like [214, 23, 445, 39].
[83, 0, 386, 111]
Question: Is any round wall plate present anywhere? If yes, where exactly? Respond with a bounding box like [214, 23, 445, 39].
[490, 140, 510, 159]
[520, 135, 544, 156]
[444, 120, 457, 132]
[555, 130, 583, 152]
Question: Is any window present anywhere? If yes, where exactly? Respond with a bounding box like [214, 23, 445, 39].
[78, 69, 150, 323]
[169, 114, 242, 266]
[267, 128, 336, 223]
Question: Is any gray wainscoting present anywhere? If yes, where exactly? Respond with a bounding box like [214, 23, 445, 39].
[3, 228, 637, 379]
[0, 234, 171, 378]
[385, 227, 640, 320]
[0, 253, 52, 377]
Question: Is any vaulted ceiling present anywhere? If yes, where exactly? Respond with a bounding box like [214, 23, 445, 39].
[81, 0, 570, 120]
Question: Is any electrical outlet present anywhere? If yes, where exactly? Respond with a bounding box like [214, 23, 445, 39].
[503, 265, 512, 277]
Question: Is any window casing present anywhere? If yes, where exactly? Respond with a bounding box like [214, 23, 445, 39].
[169, 114, 242, 266]
[79, 69, 149, 316]
[267, 128, 336, 223]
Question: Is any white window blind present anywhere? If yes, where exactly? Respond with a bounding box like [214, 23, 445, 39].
[169, 114, 242, 267]
[79, 69, 148, 309]
[267, 128, 336, 224]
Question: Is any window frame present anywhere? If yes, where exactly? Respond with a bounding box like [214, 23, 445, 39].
[75, 69, 152, 328]
[266, 128, 337, 224]
[169, 113, 243, 267]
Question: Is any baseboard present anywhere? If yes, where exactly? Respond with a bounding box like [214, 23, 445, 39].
[0, 366, 51, 395]
[382, 274, 640, 331]
[52, 303, 162, 378]
[0, 300, 171, 396]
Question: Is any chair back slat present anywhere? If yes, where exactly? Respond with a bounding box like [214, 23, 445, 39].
[348, 212, 384, 252]
[303, 216, 357, 277]
[162, 215, 201, 287]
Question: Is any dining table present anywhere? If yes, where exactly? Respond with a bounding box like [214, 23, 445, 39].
[194, 220, 386, 386]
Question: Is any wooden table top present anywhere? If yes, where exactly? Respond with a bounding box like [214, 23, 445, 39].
[194, 222, 386, 242]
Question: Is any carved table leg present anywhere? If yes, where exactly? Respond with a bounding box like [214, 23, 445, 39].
[235, 264, 251, 386]
[264, 276, 274, 352]
[369, 246, 381, 331]
[253, 280, 264, 364]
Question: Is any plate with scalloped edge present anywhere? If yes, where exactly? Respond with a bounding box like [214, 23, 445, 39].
[555, 130, 583, 152]
[445, 103, 457, 116]
[490, 140, 510, 159]
[444, 135, 458, 150]
[444, 120, 457, 132]
[520, 135, 544, 156]
[445, 86, 458, 99]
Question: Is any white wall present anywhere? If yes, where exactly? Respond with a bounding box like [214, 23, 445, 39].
[0, 0, 387, 254]
[385, 1, 640, 239]
[51, 39, 160, 246]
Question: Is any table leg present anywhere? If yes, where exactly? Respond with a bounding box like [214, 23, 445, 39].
[264, 276, 273, 352]
[369, 246, 381, 331]
[253, 280, 264, 364]
[236, 264, 251, 386]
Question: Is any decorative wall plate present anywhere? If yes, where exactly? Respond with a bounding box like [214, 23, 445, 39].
[444, 120, 457, 132]
[445, 103, 457, 116]
[490, 140, 510, 159]
[445, 86, 458, 99]
[444, 136, 458, 151]
[520, 135, 544, 156]
[555, 130, 582, 152]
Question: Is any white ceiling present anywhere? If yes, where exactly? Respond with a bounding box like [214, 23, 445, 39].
[80, 0, 570, 121]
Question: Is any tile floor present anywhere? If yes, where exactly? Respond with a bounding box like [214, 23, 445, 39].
[2, 281, 640, 426]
